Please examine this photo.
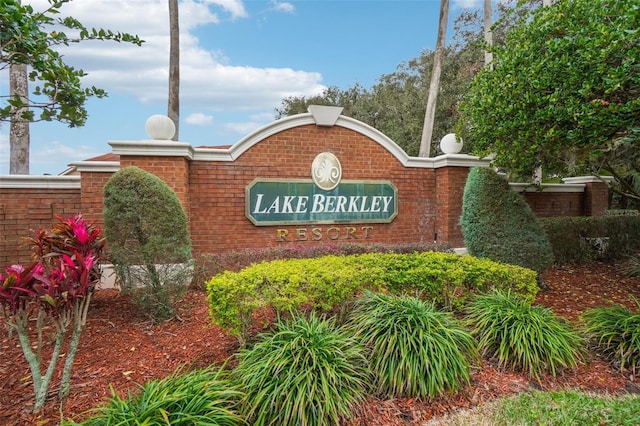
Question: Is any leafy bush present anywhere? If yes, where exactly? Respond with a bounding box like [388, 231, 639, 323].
[466, 290, 584, 379]
[0, 215, 104, 411]
[233, 313, 367, 426]
[66, 366, 243, 425]
[207, 252, 538, 345]
[541, 215, 640, 264]
[347, 291, 477, 398]
[103, 166, 192, 321]
[582, 299, 640, 374]
[460, 167, 554, 275]
[191, 242, 448, 290]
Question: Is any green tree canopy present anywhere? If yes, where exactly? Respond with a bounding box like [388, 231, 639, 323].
[460, 0, 639, 199]
[275, 2, 537, 157]
[0, 0, 143, 126]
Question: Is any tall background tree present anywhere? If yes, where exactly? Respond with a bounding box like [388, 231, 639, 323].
[276, 1, 538, 158]
[168, 0, 179, 140]
[460, 0, 640, 207]
[0, 0, 143, 174]
[9, 60, 29, 174]
[418, 0, 449, 157]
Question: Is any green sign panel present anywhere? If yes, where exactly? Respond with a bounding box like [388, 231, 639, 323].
[245, 179, 398, 226]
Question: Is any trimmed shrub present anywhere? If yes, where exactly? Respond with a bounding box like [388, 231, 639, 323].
[582, 299, 640, 374]
[466, 290, 584, 379]
[191, 242, 449, 290]
[541, 215, 640, 264]
[233, 313, 367, 426]
[207, 252, 538, 345]
[460, 167, 554, 275]
[347, 291, 477, 398]
[103, 166, 192, 321]
[66, 366, 243, 425]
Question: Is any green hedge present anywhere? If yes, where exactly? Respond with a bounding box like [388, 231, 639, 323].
[207, 252, 538, 345]
[461, 167, 554, 273]
[540, 215, 640, 264]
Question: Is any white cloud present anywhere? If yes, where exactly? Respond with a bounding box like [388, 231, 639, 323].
[220, 111, 277, 136]
[30, 141, 105, 171]
[23, 0, 324, 112]
[205, 0, 248, 19]
[185, 112, 214, 125]
[271, 0, 295, 14]
[223, 120, 265, 136]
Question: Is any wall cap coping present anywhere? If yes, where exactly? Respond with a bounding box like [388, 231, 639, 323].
[109, 140, 194, 159]
[0, 175, 81, 189]
[67, 161, 120, 173]
[110, 113, 492, 169]
[428, 154, 492, 169]
[509, 182, 585, 193]
[562, 176, 614, 185]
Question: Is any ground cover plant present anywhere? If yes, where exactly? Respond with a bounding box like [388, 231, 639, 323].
[2, 260, 640, 425]
[465, 290, 584, 379]
[65, 366, 243, 426]
[582, 299, 640, 375]
[430, 391, 640, 426]
[233, 313, 368, 426]
[347, 291, 477, 399]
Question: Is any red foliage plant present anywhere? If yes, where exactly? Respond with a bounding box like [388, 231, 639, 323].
[0, 214, 105, 412]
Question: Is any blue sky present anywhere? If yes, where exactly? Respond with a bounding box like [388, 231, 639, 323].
[0, 0, 485, 175]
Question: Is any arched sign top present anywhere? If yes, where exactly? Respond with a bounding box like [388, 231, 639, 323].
[227, 109, 411, 165]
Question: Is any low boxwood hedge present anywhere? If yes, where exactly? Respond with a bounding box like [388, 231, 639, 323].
[207, 251, 538, 345]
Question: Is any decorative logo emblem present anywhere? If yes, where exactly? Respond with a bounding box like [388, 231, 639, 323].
[311, 152, 342, 191]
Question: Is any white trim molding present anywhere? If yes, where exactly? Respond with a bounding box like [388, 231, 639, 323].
[109, 140, 194, 159]
[562, 176, 614, 185]
[509, 183, 585, 193]
[68, 161, 121, 173]
[0, 175, 81, 189]
[105, 109, 492, 170]
[191, 112, 492, 169]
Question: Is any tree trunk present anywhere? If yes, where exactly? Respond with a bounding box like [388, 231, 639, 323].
[168, 0, 180, 140]
[419, 0, 449, 157]
[484, 0, 493, 69]
[9, 62, 30, 174]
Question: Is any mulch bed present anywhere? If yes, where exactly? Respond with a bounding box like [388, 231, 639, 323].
[1, 261, 640, 425]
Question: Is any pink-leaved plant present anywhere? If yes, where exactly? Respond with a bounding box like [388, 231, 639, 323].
[0, 214, 105, 412]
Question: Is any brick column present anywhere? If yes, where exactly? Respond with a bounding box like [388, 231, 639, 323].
[562, 176, 612, 216]
[435, 166, 471, 247]
[110, 140, 194, 222]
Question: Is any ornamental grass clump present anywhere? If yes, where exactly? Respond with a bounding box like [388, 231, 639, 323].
[233, 313, 367, 426]
[466, 290, 584, 379]
[582, 299, 640, 374]
[67, 366, 243, 426]
[347, 291, 478, 399]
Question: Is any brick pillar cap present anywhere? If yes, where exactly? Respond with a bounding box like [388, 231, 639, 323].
[562, 176, 613, 185]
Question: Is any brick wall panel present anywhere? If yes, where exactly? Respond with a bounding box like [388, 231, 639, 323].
[1, 123, 610, 265]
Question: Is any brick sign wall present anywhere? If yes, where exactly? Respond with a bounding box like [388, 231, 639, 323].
[0, 107, 611, 266]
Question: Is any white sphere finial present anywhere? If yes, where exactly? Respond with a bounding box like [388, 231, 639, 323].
[145, 115, 176, 140]
[440, 133, 463, 154]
